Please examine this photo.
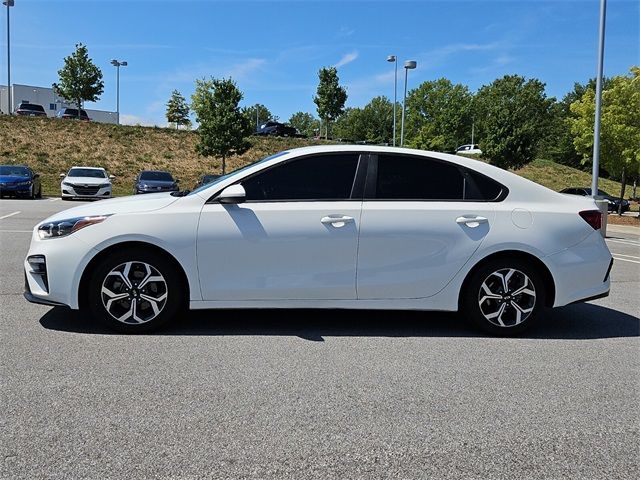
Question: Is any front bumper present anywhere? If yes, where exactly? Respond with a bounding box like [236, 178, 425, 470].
[0, 183, 32, 195]
[61, 184, 111, 199]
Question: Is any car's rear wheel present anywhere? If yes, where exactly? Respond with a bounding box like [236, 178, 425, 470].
[87, 249, 185, 333]
[462, 258, 545, 335]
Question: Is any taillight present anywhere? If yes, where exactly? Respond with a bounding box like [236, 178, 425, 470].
[579, 210, 602, 230]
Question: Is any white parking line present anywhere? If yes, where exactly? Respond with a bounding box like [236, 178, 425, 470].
[607, 238, 640, 247]
[0, 230, 31, 233]
[613, 253, 640, 260]
[49, 197, 61, 202]
[613, 255, 640, 264]
[0, 211, 20, 220]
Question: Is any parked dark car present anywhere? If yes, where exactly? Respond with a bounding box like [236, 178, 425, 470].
[56, 108, 91, 121]
[255, 121, 298, 137]
[560, 187, 630, 213]
[0, 165, 42, 199]
[133, 170, 179, 194]
[15, 103, 47, 117]
[194, 174, 221, 190]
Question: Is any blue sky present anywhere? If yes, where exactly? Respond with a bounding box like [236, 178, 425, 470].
[2, 0, 638, 126]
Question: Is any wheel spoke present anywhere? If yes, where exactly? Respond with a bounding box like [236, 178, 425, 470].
[485, 303, 507, 327]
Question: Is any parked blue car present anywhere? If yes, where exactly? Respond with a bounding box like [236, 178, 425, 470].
[0, 165, 42, 199]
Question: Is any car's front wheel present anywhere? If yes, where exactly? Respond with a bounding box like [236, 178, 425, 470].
[87, 249, 185, 333]
[462, 258, 546, 335]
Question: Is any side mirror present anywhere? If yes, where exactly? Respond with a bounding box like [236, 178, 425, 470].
[59, 173, 65, 178]
[175, 178, 180, 183]
[109, 174, 115, 179]
[33, 173, 39, 179]
[217, 184, 246, 204]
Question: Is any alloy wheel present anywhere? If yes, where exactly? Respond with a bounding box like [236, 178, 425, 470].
[478, 268, 536, 327]
[101, 261, 168, 324]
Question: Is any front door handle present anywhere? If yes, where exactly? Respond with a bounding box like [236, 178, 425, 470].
[456, 215, 488, 227]
[321, 215, 354, 227]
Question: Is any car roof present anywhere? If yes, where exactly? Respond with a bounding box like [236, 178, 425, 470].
[140, 170, 171, 173]
[69, 166, 106, 171]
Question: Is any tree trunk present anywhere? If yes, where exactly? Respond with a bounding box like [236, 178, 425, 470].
[77, 99, 81, 119]
[222, 156, 226, 175]
[617, 166, 626, 215]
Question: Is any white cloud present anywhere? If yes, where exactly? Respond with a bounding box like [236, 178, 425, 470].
[120, 114, 164, 127]
[333, 51, 359, 68]
[224, 58, 267, 81]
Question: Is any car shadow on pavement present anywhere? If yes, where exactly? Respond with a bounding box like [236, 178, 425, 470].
[39, 302, 639, 341]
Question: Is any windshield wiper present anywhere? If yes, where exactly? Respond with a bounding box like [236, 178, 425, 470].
[171, 190, 191, 197]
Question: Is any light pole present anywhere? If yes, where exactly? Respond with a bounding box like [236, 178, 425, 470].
[3, 0, 14, 115]
[591, 0, 607, 197]
[110, 59, 127, 125]
[387, 55, 397, 146]
[256, 104, 259, 132]
[400, 60, 416, 147]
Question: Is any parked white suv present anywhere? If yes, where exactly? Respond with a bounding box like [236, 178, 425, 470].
[60, 167, 114, 200]
[456, 144, 482, 155]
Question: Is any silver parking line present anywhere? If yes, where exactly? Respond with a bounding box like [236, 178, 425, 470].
[0, 211, 21, 220]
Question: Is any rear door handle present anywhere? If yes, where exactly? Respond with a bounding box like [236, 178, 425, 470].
[321, 215, 354, 227]
[456, 216, 488, 227]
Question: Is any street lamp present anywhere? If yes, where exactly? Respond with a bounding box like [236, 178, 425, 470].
[400, 60, 417, 147]
[386, 55, 397, 146]
[110, 59, 127, 125]
[3, 0, 14, 115]
[591, 0, 607, 198]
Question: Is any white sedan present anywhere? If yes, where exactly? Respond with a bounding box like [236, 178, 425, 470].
[60, 166, 114, 200]
[25, 146, 612, 335]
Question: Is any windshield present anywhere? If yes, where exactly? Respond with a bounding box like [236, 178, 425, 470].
[68, 168, 107, 178]
[140, 171, 173, 181]
[0, 166, 30, 176]
[188, 151, 289, 196]
[20, 104, 44, 112]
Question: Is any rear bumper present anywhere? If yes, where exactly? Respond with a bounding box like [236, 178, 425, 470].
[545, 231, 613, 307]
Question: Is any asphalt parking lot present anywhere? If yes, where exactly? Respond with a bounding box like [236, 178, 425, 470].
[1, 198, 638, 479]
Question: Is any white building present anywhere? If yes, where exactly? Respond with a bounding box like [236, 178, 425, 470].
[0, 83, 117, 124]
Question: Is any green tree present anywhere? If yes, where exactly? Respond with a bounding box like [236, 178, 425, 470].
[243, 104, 276, 132]
[191, 77, 252, 174]
[538, 78, 613, 169]
[314, 67, 347, 139]
[165, 90, 191, 130]
[333, 107, 367, 141]
[288, 111, 320, 138]
[333, 96, 394, 144]
[474, 75, 554, 169]
[405, 79, 473, 152]
[52, 43, 104, 118]
[570, 67, 640, 213]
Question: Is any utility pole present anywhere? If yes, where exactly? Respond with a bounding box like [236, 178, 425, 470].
[3, 0, 14, 115]
[591, 0, 607, 197]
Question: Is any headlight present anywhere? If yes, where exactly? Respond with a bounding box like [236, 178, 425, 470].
[38, 215, 110, 240]
[99, 183, 111, 188]
[62, 181, 73, 187]
[17, 180, 32, 186]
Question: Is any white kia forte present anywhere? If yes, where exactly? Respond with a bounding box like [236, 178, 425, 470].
[25, 146, 612, 335]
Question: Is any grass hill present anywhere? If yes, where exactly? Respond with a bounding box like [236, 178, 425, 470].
[0, 115, 627, 198]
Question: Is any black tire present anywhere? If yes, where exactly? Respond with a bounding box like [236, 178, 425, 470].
[29, 185, 35, 199]
[461, 258, 546, 336]
[86, 248, 185, 333]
